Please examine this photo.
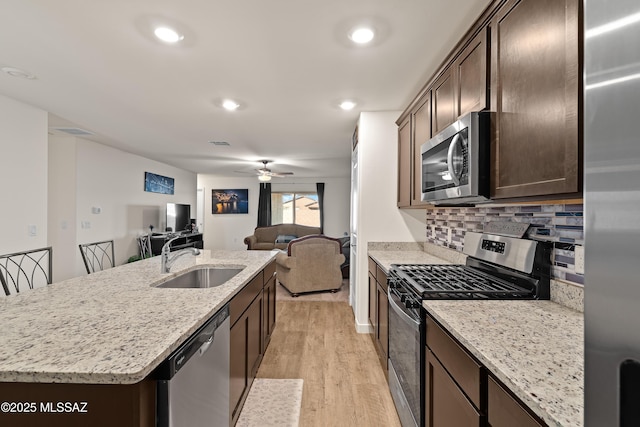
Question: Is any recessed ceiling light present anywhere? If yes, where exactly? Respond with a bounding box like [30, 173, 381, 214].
[222, 99, 240, 111]
[154, 26, 184, 43]
[340, 101, 356, 111]
[349, 27, 375, 44]
[1, 66, 36, 80]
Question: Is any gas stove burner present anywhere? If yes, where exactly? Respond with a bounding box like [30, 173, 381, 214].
[390, 264, 537, 300]
[389, 231, 552, 301]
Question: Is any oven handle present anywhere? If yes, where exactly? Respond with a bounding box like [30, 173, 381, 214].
[388, 291, 420, 330]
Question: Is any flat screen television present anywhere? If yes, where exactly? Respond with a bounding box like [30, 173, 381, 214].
[166, 203, 191, 233]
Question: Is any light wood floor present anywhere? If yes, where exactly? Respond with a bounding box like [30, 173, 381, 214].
[256, 301, 401, 427]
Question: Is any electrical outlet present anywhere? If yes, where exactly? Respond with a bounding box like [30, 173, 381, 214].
[575, 245, 585, 274]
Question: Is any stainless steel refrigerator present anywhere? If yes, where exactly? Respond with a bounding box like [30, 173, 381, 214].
[584, 1, 640, 425]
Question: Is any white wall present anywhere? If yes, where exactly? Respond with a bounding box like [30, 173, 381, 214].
[49, 137, 197, 280]
[352, 111, 426, 332]
[47, 136, 77, 281]
[197, 175, 350, 250]
[0, 94, 48, 254]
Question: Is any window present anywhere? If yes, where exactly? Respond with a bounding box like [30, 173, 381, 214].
[271, 192, 320, 227]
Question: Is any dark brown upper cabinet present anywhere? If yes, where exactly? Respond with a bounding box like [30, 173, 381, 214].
[397, 116, 412, 208]
[456, 28, 489, 118]
[490, 0, 581, 199]
[432, 69, 456, 135]
[412, 93, 432, 206]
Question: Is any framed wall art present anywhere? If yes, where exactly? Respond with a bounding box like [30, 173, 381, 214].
[144, 172, 174, 195]
[212, 189, 249, 214]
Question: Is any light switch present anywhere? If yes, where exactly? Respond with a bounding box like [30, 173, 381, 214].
[28, 225, 37, 237]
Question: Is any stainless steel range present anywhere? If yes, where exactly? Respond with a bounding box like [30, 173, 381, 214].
[386, 224, 552, 427]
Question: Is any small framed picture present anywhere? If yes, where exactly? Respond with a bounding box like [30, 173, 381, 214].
[144, 172, 174, 195]
[212, 189, 249, 214]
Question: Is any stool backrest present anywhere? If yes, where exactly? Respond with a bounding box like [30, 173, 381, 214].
[0, 247, 53, 296]
[79, 240, 115, 274]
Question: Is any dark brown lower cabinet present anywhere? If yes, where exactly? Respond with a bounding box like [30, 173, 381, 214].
[488, 376, 543, 427]
[376, 281, 389, 368]
[0, 381, 155, 427]
[230, 262, 275, 426]
[426, 314, 546, 427]
[262, 266, 277, 351]
[230, 312, 248, 423]
[230, 280, 264, 425]
[426, 349, 482, 427]
[368, 257, 389, 374]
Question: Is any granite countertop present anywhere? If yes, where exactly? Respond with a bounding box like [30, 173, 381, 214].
[0, 249, 276, 385]
[424, 300, 583, 427]
[368, 245, 583, 427]
[368, 250, 458, 271]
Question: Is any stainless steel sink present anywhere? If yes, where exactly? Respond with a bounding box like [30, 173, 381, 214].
[155, 266, 244, 289]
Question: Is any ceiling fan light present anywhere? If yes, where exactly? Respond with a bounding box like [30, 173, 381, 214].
[258, 174, 271, 182]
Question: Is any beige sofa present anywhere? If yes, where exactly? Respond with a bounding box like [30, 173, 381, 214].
[275, 235, 345, 296]
[244, 224, 321, 250]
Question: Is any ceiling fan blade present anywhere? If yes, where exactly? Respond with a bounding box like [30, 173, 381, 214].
[270, 172, 294, 177]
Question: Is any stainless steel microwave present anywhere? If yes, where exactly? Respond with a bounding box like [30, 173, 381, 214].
[420, 111, 491, 205]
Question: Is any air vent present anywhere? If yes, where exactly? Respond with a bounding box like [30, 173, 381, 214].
[51, 127, 94, 136]
[209, 141, 230, 146]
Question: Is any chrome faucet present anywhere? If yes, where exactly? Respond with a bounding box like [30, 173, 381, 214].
[161, 236, 201, 273]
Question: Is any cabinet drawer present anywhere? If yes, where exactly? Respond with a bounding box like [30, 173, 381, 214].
[368, 257, 377, 276]
[427, 349, 482, 427]
[488, 376, 543, 427]
[427, 316, 482, 408]
[263, 260, 276, 284]
[230, 272, 263, 326]
[376, 265, 388, 292]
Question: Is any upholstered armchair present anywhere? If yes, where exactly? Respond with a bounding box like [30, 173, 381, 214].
[275, 235, 345, 296]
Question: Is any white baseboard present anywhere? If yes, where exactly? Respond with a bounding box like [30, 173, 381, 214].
[355, 320, 373, 334]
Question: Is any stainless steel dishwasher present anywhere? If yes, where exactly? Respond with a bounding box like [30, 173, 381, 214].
[155, 305, 230, 427]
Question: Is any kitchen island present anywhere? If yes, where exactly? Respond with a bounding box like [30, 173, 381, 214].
[0, 249, 277, 426]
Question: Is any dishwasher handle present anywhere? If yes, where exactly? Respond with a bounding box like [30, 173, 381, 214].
[198, 336, 214, 356]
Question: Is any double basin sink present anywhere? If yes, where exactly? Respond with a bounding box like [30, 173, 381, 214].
[155, 266, 244, 289]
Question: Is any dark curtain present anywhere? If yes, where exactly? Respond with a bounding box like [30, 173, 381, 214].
[257, 183, 272, 227]
[316, 182, 325, 233]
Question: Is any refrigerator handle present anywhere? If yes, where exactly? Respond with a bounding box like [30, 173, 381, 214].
[621, 359, 640, 426]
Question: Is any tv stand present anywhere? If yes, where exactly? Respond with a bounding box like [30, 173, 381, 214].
[150, 232, 204, 256]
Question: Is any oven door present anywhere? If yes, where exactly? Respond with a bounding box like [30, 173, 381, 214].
[388, 289, 422, 427]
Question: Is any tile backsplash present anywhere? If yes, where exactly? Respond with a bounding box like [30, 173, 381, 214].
[425, 203, 584, 285]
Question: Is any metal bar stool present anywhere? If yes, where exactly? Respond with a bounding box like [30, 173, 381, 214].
[137, 234, 153, 259]
[0, 247, 53, 296]
[78, 240, 115, 274]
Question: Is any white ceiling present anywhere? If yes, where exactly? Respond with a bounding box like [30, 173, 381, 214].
[0, 0, 491, 179]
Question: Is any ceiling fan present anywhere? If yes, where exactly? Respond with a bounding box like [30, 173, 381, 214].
[255, 160, 294, 182]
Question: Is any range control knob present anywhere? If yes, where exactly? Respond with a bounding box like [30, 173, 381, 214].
[405, 300, 421, 309]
